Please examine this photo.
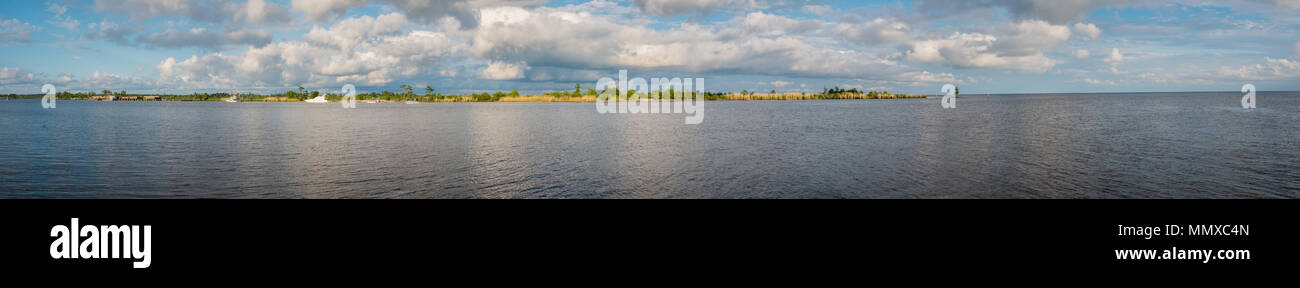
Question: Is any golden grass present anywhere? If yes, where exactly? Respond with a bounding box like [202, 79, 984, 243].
[497, 95, 599, 102]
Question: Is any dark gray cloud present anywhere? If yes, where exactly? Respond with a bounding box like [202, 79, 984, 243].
[633, 0, 743, 17]
[294, 0, 544, 29]
[137, 28, 273, 50]
[86, 19, 273, 50]
[915, 0, 1125, 24]
[384, 0, 481, 28]
[86, 21, 140, 46]
[93, 0, 291, 26]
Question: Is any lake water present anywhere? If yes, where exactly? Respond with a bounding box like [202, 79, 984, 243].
[1, 92, 1297, 198]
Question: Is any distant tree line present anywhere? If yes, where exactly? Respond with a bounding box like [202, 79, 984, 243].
[4, 83, 920, 102]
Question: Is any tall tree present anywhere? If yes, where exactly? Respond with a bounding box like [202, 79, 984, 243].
[399, 84, 413, 97]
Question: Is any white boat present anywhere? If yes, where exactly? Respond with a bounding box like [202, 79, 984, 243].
[304, 95, 328, 103]
[224, 94, 241, 103]
[404, 100, 418, 104]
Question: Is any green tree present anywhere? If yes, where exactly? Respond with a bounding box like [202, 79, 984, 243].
[510, 89, 520, 97]
[425, 85, 434, 95]
[574, 83, 581, 97]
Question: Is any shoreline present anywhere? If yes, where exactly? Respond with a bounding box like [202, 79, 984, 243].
[4, 92, 927, 103]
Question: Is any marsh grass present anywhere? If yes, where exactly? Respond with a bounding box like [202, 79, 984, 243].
[497, 95, 600, 102]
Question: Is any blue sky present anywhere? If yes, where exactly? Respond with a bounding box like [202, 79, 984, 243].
[1, 0, 1299, 95]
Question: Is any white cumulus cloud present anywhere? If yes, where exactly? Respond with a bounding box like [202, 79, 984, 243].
[1218, 57, 1300, 80]
[1073, 22, 1101, 39]
[302, 13, 409, 52]
[0, 67, 37, 85]
[158, 21, 463, 89]
[1072, 49, 1091, 59]
[479, 61, 529, 80]
[1103, 48, 1123, 66]
[0, 17, 39, 43]
[904, 22, 1066, 73]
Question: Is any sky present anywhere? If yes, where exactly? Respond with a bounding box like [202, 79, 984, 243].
[1, 0, 1299, 95]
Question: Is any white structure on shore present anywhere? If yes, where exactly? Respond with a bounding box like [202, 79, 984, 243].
[305, 95, 328, 103]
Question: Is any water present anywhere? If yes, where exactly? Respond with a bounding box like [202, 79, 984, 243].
[1, 92, 1297, 198]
